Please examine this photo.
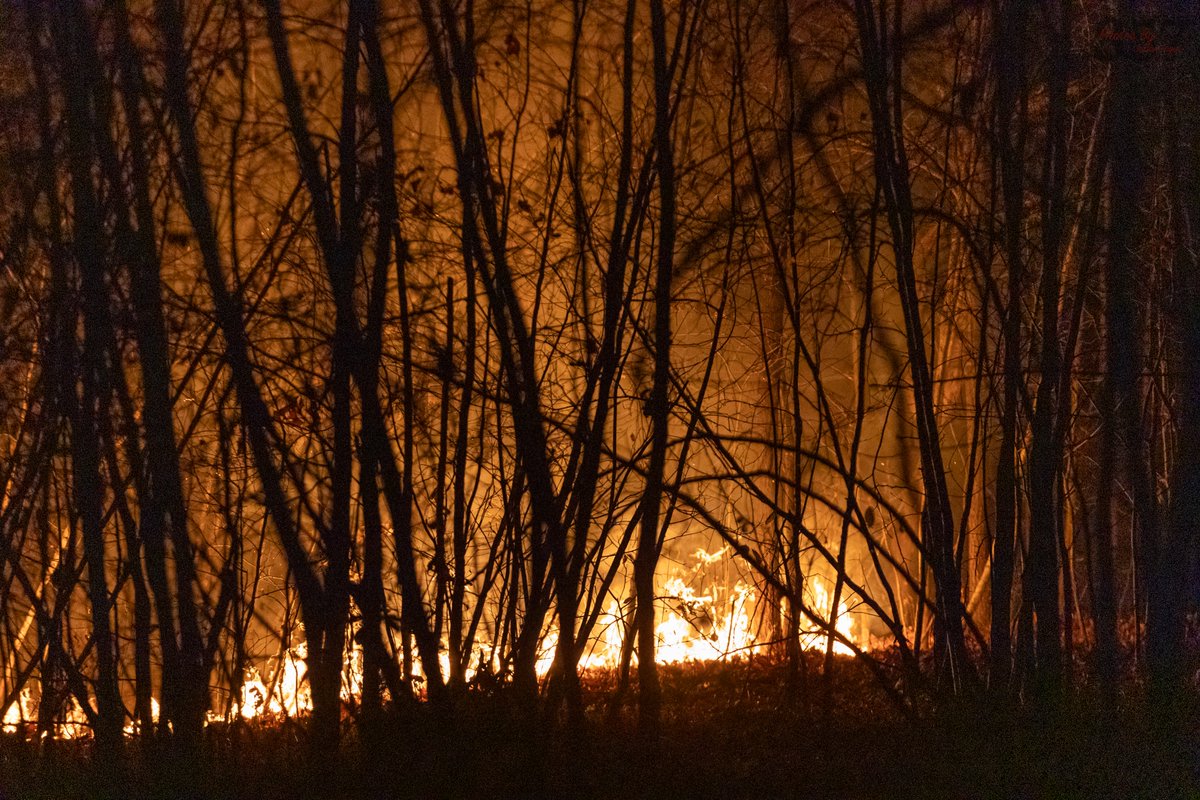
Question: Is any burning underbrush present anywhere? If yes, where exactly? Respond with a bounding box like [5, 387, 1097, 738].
[1, 546, 874, 741]
[2, 653, 1195, 800]
[2, 545, 1194, 799]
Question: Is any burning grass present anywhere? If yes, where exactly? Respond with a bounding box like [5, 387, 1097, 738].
[1, 654, 1196, 799]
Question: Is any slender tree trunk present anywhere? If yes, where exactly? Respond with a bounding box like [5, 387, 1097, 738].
[156, 0, 331, 745]
[361, 5, 447, 703]
[635, 0, 679, 737]
[1023, 0, 1070, 697]
[112, 0, 208, 741]
[450, 268, 477, 689]
[1150, 1, 1200, 706]
[990, 0, 1030, 694]
[51, 3, 126, 755]
[1105, 0, 1156, 687]
[416, 0, 562, 709]
[853, 0, 973, 692]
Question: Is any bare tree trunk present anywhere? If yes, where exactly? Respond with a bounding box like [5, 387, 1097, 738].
[1105, 0, 1156, 689]
[635, 0, 680, 738]
[853, 0, 973, 693]
[111, 0, 207, 742]
[449, 267, 477, 689]
[416, 0, 563, 708]
[990, 0, 1029, 694]
[361, 5, 447, 705]
[156, 0, 330, 745]
[1150, 1, 1200, 708]
[260, 0, 365, 746]
[1023, 0, 1070, 697]
[49, 2, 133, 754]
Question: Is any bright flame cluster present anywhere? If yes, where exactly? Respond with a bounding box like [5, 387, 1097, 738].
[2, 549, 862, 734]
[2, 687, 88, 739]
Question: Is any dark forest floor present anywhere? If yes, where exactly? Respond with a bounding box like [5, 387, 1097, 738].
[1, 657, 1197, 799]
